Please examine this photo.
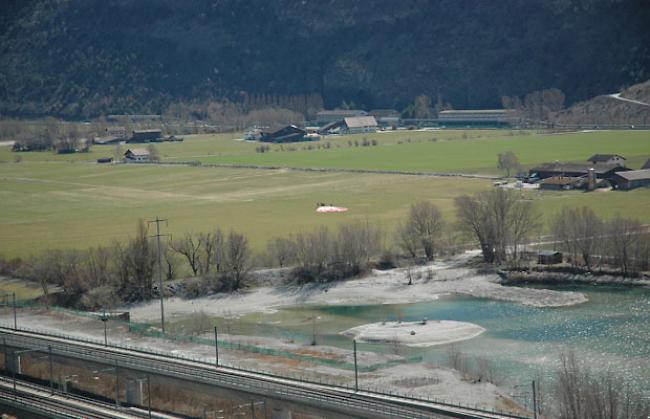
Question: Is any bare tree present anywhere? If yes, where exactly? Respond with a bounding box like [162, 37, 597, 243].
[413, 95, 434, 119]
[171, 233, 203, 276]
[267, 237, 297, 267]
[212, 227, 225, 273]
[606, 216, 642, 276]
[456, 189, 536, 264]
[225, 231, 251, 290]
[553, 352, 650, 419]
[551, 208, 579, 266]
[295, 226, 333, 274]
[113, 144, 124, 161]
[163, 245, 179, 281]
[487, 189, 518, 264]
[455, 194, 496, 263]
[147, 144, 161, 162]
[198, 232, 215, 275]
[509, 198, 540, 266]
[333, 221, 382, 270]
[497, 151, 520, 177]
[55, 124, 82, 153]
[85, 246, 113, 288]
[395, 221, 419, 258]
[406, 201, 445, 260]
[125, 220, 156, 300]
[552, 207, 604, 270]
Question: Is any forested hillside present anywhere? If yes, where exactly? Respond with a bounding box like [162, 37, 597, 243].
[1, 0, 649, 118]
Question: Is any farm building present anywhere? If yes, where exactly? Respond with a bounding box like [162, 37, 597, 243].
[538, 250, 563, 265]
[529, 163, 629, 182]
[128, 130, 162, 143]
[316, 109, 368, 125]
[318, 120, 344, 135]
[587, 154, 626, 167]
[123, 148, 150, 161]
[538, 176, 583, 191]
[244, 128, 264, 141]
[343, 116, 378, 134]
[93, 136, 122, 145]
[437, 109, 514, 127]
[369, 109, 401, 127]
[318, 116, 378, 135]
[107, 114, 162, 122]
[106, 126, 128, 138]
[260, 125, 307, 143]
[614, 169, 650, 190]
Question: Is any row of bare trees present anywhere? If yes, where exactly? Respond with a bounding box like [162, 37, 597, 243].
[9, 221, 252, 310]
[551, 207, 650, 275]
[396, 202, 446, 261]
[265, 222, 384, 283]
[168, 229, 251, 291]
[164, 100, 305, 129]
[17, 221, 155, 309]
[502, 88, 566, 123]
[4, 192, 647, 309]
[452, 189, 649, 274]
[455, 189, 539, 265]
[535, 352, 650, 419]
[7, 117, 91, 153]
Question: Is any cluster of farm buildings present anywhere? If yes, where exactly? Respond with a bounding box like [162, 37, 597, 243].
[245, 109, 512, 143]
[93, 128, 182, 145]
[91, 110, 650, 191]
[528, 154, 650, 191]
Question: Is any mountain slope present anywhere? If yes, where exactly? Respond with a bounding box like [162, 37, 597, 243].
[1, 0, 649, 118]
[552, 79, 650, 126]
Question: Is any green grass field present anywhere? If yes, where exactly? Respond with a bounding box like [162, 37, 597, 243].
[3, 129, 648, 174]
[2, 160, 650, 258]
[189, 130, 650, 174]
[1, 129, 649, 258]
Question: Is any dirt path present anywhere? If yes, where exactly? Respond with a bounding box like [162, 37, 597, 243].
[607, 93, 650, 107]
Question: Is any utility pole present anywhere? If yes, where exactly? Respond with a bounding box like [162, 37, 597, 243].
[532, 380, 538, 419]
[115, 359, 120, 407]
[12, 292, 17, 330]
[48, 345, 54, 394]
[101, 312, 109, 346]
[353, 339, 358, 392]
[147, 375, 152, 419]
[148, 216, 168, 334]
[214, 326, 219, 366]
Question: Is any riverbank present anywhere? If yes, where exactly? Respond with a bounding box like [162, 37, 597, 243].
[128, 252, 588, 323]
[499, 269, 650, 287]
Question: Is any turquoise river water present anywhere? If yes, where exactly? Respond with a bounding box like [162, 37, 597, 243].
[235, 285, 650, 394]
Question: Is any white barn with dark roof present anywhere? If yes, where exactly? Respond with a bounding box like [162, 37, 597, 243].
[587, 154, 626, 167]
[124, 148, 150, 161]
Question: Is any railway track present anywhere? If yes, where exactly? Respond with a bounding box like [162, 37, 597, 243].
[0, 375, 178, 419]
[0, 327, 529, 419]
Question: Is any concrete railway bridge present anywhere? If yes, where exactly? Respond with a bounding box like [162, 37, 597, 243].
[0, 327, 530, 419]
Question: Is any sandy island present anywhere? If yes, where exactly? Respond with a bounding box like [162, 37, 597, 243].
[343, 320, 486, 347]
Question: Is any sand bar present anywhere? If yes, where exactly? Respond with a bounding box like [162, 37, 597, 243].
[342, 320, 486, 347]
